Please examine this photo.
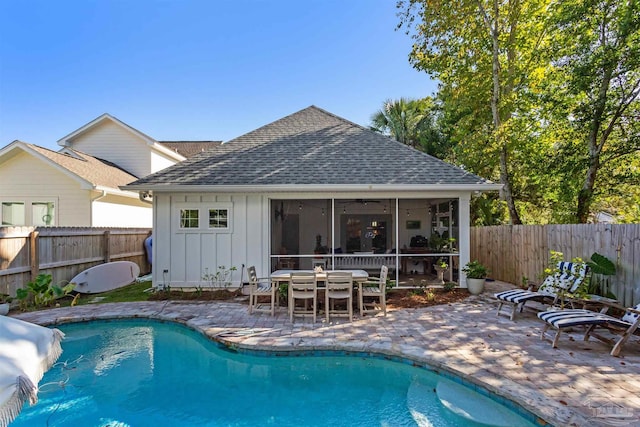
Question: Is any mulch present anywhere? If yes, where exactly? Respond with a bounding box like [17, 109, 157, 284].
[148, 287, 470, 309]
[385, 288, 471, 309]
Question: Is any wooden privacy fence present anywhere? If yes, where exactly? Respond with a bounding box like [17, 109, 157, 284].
[0, 226, 151, 296]
[471, 224, 640, 307]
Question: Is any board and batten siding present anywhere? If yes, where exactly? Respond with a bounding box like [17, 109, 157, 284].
[153, 193, 268, 288]
[0, 151, 91, 226]
[67, 120, 156, 178]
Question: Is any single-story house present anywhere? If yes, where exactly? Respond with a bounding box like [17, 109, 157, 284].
[0, 114, 220, 227]
[123, 106, 502, 287]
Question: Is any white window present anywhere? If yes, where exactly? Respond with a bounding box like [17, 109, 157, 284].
[180, 209, 199, 229]
[1, 202, 25, 226]
[32, 202, 55, 226]
[176, 203, 232, 233]
[208, 208, 229, 229]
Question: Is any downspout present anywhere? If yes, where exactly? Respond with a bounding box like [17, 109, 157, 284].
[90, 190, 107, 225]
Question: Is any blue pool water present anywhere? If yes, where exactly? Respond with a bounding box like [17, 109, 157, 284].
[13, 319, 537, 426]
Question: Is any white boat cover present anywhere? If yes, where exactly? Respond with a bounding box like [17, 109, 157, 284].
[0, 316, 64, 427]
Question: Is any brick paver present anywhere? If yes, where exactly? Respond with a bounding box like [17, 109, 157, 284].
[13, 281, 640, 426]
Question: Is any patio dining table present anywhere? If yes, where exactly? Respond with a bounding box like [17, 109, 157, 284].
[270, 269, 369, 285]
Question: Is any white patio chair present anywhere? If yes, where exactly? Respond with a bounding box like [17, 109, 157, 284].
[325, 271, 353, 322]
[358, 265, 388, 317]
[289, 272, 318, 322]
[247, 266, 276, 316]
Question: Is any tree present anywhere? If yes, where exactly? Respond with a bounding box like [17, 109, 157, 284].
[548, 0, 640, 222]
[397, 0, 553, 224]
[370, 97, 450, 158]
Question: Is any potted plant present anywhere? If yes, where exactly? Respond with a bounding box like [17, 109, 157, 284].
[0, 293, 12, 315]
[462, 260, 488, 295]
[434, 258, 449, 284]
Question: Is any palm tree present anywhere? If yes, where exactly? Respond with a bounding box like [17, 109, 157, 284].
[370, 98, 424, 147]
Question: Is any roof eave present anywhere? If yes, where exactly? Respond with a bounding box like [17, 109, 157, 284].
[121, 183, 504, 193]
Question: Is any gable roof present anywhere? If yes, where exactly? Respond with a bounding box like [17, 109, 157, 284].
[123, 106, 502, 192]
[57, 113, 185, 162]
[158, 141, 222, 158]
[0, 140, 140, 194]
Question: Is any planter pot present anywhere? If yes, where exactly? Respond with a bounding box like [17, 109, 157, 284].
[0, 303, 9, 316]
[434, 265, 448, 284]
[466, 278, 485, 295]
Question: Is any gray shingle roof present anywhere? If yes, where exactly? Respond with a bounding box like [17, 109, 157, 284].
[125, 106, 494, 189]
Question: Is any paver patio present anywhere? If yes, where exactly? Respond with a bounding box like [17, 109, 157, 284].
[12, 281, 640, 426]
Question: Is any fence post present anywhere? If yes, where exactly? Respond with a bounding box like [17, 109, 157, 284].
[104, 230, 111, 262]
[29, 230, 39, 280]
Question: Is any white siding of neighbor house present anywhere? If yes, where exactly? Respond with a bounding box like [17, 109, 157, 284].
[0, 151, 90, 226]
[67, 120, 156, 178]
[150, 150, 179, 174]
[152, 191, 472, 289]
[92, 194, 152, 227]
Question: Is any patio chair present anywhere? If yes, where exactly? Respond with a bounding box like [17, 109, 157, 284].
[358, 265, 388, 317]
[325, 271, 353, 322]
[537, 303, 640, 356]
[247, 266, 276, 316]
[289, 271, 318, 322]
[494, 261, 588, 320]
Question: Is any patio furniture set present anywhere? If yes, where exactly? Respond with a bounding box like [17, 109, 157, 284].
[247, 265, 388, 322]
[495, 261, 640, 357]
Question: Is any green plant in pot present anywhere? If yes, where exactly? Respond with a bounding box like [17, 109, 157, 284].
[461, 260, 488, 295]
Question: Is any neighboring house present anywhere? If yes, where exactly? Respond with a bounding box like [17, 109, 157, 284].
[124, 106, 502, 288]
[0, 114, 221, 227]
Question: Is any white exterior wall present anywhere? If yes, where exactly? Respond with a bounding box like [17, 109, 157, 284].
[152, 190, 473, 289]
[67, 120, 155, 178]
[0, 152, 91, 226]
[92, 194, 152, 227]
[150, 150, 179, 174]
[153, 193, 268, 288]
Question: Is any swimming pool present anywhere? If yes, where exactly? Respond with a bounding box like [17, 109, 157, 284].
[13, 319, 538, 426]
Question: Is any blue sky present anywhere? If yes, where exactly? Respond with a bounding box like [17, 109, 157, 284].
[0, 0, 437, 150]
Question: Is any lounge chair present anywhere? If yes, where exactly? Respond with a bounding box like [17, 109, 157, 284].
[537, 303, 640, 356]
[494, 261, 588, 320]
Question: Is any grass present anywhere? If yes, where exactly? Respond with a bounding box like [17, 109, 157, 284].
[47, 281, 152, 309]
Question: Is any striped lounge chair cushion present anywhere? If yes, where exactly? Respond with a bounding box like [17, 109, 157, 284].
[537, 309, 628, 330]
[495, 261, 588, 303]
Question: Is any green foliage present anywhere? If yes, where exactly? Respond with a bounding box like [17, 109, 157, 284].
[543, 250, 590, 307]
[586, 253, 616, 276]
[0, 293, 12, 304]
[396, 0, 640, 224]
[586, 252, 617, 299]
[16, 273, 75, 310]
[443, 282, 457, 292]
[202, 265, 238, 288]
[461, 260, 488, 279]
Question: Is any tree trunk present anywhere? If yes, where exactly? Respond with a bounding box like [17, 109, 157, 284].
[576, 48, 614, 223]
[486, 0, 522, 224]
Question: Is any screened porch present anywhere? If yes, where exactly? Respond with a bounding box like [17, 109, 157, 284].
[270, 198, 460, 286]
